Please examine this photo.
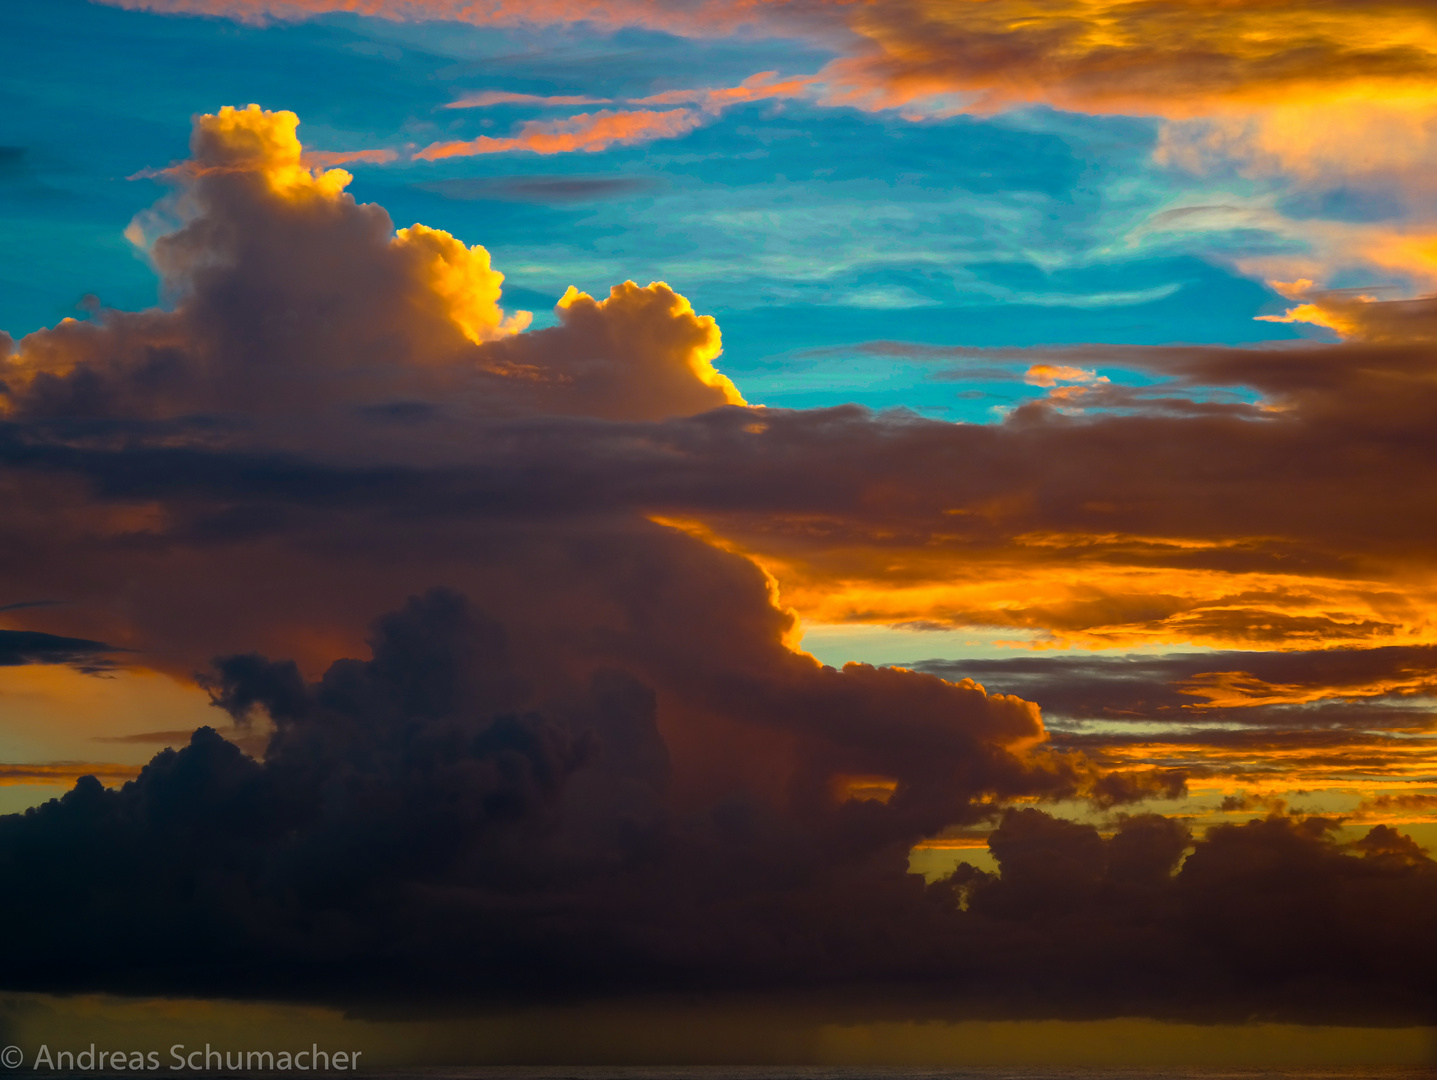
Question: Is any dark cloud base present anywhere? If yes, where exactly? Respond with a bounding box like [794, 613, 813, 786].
[1, 590, 1433, 1024]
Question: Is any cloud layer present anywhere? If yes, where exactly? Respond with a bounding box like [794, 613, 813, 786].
[96, 0, 1437, 296]
[1, 104, 1435, 1022]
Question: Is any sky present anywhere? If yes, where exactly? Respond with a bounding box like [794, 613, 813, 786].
[3, 0, 1437, 1066]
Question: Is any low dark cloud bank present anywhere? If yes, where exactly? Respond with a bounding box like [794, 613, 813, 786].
[1, 588, 1433, 1024]
[1, 105, 1436, 1025]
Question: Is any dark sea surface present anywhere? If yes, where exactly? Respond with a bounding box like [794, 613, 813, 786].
[344, 1068, 1437, 1074]
[29, 1066, 1437, 1080]
[349, 1068, 1437, 1080]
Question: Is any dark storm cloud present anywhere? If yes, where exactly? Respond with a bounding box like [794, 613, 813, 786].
[0, 589, 1429, 1023]
[932, 808, 1437, 1023]
[0, 588, 1147, 1003]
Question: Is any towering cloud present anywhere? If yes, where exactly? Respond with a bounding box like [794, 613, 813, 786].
[1, 103, 1434, 1023]
[2, 591, 1429, 1023]
[5, 105, 744, 431]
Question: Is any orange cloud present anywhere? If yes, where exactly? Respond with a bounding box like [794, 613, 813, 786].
[414, 108, 704, 160]
[98, 0, 1437, 224]
[1255, 278, 1437, 340]
[1155, 93, 1437, 186]
[96, 1, 1437, 133]
[818, 1, 1437, 117]
[1023, 364, 1108, 389]
[632, 70, 818, 113]
[421, 72, 815, 160]
[733, 556, 1437, 653]
[301, 147, 400, 167]
[393, 222, 532, 343]
[474, 281, 745, 419]
[2, 104, 749, 431]
[177, 103, 358, 199]
[1091, 735, 1437, 793]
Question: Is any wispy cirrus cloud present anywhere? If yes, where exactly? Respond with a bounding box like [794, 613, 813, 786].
[100, 0, 1437, 295]
[444, 90, 613, 109]
[415, 107, 706, 159]
[630, 70, 818, 112]
[417, 72, 817, 160]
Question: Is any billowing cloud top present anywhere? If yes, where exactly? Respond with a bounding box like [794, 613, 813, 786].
[6, 105, 741, 433]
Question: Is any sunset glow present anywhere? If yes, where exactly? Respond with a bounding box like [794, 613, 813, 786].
[3, 0, 1437, 1066]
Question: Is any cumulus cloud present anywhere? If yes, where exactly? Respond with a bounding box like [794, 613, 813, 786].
[2, 688, 1430, 1023]
[0, 104, 1134, 1004]
[3, 102, 1437, 1021]
[0, 586, 1163, 1004]
[2, 105, 742, 432]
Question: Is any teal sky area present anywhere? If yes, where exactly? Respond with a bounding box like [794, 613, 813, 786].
[0, 0, 1328, 423]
